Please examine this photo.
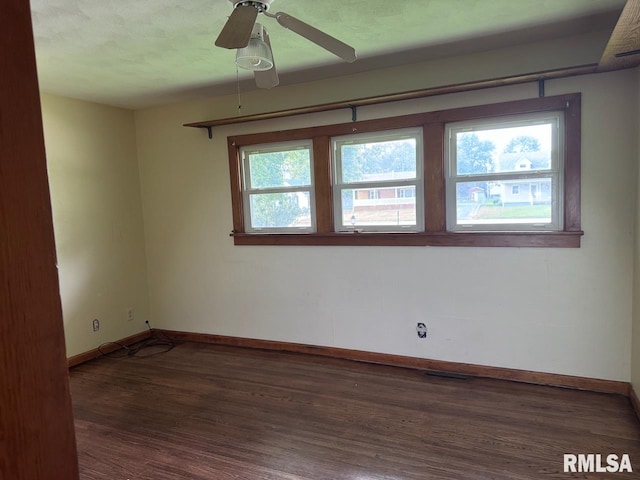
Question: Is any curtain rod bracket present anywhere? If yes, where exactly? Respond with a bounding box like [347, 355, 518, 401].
[347, 104, 357, 122]
[199, 126, 213, 139]
[538, 78, 545, 97]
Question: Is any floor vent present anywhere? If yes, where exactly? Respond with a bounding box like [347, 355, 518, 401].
[425, 370, 471, 380]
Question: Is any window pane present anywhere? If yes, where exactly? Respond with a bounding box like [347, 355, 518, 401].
[341, 187, 417, 227]
[455, 179, 553, 225]
[456, 123, 553, 175]
[249, 192, 312, 229]
[340, 138, 417, 183]
[247, 148, 311, 189]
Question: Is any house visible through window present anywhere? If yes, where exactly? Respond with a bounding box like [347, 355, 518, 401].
[332, 128, 423, 232]
[367, 189, 380, 200]
[445, 112, 563, 231]
[397, 187, 415, 198]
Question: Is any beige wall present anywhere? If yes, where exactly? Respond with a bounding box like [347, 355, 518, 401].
[41, 93, 150, 357]
[135, 33, 637, 382]
[633, 67, 640, 395]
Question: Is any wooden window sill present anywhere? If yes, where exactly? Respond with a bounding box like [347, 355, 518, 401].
[231, 231, 583, 247]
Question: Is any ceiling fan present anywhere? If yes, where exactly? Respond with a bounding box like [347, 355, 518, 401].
[215, 0, 357, 89]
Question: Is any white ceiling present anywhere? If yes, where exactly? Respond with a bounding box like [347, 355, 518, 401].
[30, 0, 626, 109]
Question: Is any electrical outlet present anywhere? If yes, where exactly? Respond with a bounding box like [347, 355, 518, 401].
[416, 322, 427, 339]
[92, 318, 100, 332]
[127, 308, 134, 322]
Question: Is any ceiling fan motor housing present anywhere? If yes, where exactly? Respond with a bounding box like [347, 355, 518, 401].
[230, 0, 273, 13]
[250, 23, 266, 40]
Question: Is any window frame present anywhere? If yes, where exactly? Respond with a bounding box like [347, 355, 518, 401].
[240, 140, 316, 233]
[445, 111, 564, 232]
[227, 93, 582, 247]
[332, 128, 424, 233]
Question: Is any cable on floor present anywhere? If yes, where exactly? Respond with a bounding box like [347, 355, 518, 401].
[97, 321, 175, 359]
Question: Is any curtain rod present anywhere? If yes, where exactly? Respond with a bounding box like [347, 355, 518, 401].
[184, 63, 599, 136]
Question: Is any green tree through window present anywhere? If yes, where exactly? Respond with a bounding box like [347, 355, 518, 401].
[246, 148, 311, 228]
[341, 139, 417, 182]
[504, 135, 541, 154]
[456, 133, 495, 174]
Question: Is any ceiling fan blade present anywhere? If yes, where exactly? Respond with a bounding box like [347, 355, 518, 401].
[255, 28, 279, 89]
[274, 12, 357, 63]
[215, 5, 259, 49]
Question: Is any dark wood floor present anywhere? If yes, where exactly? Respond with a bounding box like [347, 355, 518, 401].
[70, 341, 640, 479]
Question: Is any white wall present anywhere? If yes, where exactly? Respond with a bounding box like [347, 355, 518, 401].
[135, 33, 637, 382]
[42, 94, 150, 357]
[632, 67, 640, 395]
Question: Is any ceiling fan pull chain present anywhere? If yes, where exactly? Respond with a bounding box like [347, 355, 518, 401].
[236, 65, 242, 116]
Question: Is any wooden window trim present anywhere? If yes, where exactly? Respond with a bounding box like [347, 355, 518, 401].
[227, 93, 583, 247]
[331, 127, 425, 233]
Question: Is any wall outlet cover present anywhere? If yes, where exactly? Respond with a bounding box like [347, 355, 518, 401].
[416, 322, 427, 338]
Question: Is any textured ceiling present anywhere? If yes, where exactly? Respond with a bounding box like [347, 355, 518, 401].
[30, 0, 626, 109]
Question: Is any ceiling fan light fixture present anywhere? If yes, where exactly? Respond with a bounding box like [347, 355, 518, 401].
[235, 37, 274, 71]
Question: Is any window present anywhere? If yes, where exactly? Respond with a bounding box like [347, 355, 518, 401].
[227, 93, 582, 247]
[445, 112, 563, 231]
[240, 141, 315, 233]
[398, 187, 415, 198]
[332, 129, 423, 232]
